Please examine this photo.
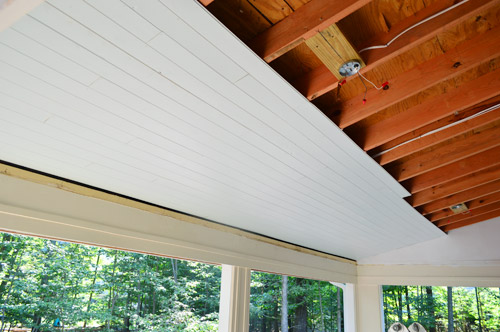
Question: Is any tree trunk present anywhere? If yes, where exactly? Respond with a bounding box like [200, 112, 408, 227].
[282, 276, 288, 332]
[318, 281, 325, 332]
[475, 287, 483, 332]
[294, 279, 307, 332]
[171, 259, 178, 283]
[405, 286, 411, 321]
[397, 288, 403, 322]
[426, 287, 436, 332]
[84, 252, 101, 328]
[447, 287, 454, 332]
[337, 287, 342, 332]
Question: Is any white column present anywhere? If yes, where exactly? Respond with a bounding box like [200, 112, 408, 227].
[356, 283, 384, 332]
[219, 265, 251, 332]
[344, 283, 357, 332]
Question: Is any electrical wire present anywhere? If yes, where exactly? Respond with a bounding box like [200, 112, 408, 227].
[371, 103, 500, 158]
[359, 0, 470, 54]
[358, 71, 385, 90]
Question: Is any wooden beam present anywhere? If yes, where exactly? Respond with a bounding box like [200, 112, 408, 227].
[376, 105, 500, 165]
[339, 26, 500, 130]
[295, 0, 499, 100]
[406, 145, 500, 198]
[358, 69, 500, 147]
[419, 179, 500, 215]
[428, 191, 500, 222]
[412, 165, 500, 209]
[198, 0, 214, 6]
[248, 0, 371, 62]
[435, 201, 500, 227]
[441, 208, 500, 232]
[388, 122, 500, 181]
[305, 24, 364, 79]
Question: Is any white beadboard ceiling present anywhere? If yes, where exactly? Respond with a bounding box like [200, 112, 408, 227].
[0, 0, 444, 260]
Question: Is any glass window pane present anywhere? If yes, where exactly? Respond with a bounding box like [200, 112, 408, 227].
[250, 270, 344, 332]
[382, 285, 500, 332]
[0, 232, 221, 332]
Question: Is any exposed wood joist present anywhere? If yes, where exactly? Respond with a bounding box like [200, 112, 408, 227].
[405, 145, 500, 198]
[411, 165, 500, 209]
[339, 26, 500, 131]
[420, 179, 500, 215]
[389, 122, 500, 181]
[355, 68, 500, 146]
[435, 201, 500, 227]
[376, 105, 500, 165]
[248, 0, 371, 62]
[295, 0, 499, 100]
[441, 208, 500, 232]
[429, 190, 500, 222]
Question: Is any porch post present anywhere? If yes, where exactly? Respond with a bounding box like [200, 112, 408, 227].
[219, 265, 251, 332]
[356, 283, 384, 332]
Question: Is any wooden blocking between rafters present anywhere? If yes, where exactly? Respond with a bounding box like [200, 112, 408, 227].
[198, 0, 214, 6]
[248, 0, 371, 62]
[305, 24, 364, 80]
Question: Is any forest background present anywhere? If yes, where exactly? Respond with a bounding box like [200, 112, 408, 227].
[0, 232, 499, 332]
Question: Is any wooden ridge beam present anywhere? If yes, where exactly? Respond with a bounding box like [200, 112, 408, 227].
[358, 69, 500, 148]
[420, 179, 500, 215]
[428, 191, 500, 221]
[295, 0, 500, 100]
[409, 164, 500, 207]
[338, 26, 500, 130]
[388, 122, 500, 181]
[441, 208, 500, 232]
[406, 145, 500, 198]
[248, 0, 371, 62]
[435, 201, 500, 227]
[376, 105, 500, 165]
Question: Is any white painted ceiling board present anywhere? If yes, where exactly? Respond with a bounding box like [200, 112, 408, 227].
[0, 0, 444, 260]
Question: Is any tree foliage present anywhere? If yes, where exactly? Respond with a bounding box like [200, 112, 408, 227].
[0, 233, 220, 332]
[383, 286, 500, 332]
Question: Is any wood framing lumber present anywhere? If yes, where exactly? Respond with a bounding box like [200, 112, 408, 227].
[420, 179, 500, 215]
[358, 69, 500, 146]
[435, 201, 500, 227]
[248, 0, 371, 62]
[305, 24, 365, 79]
[413, 165, 500, 210]
[428, 191, 500, 221]
[295, 0, 499, 100]
[376, 106, 500, 165]
[388, 122, 500, 181]
[339, 26, 500, 131]
[406, 145, 500, 198]
[440, 208, 500, 232]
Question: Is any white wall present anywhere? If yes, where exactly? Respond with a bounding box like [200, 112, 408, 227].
[359, 216, 500, 266]
[357, 216, 500, 287]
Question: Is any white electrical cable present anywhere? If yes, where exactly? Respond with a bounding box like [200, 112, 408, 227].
[371, 103, 500, 158]
[358, 71, 384, 90]
[359, 0, 470, 53]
